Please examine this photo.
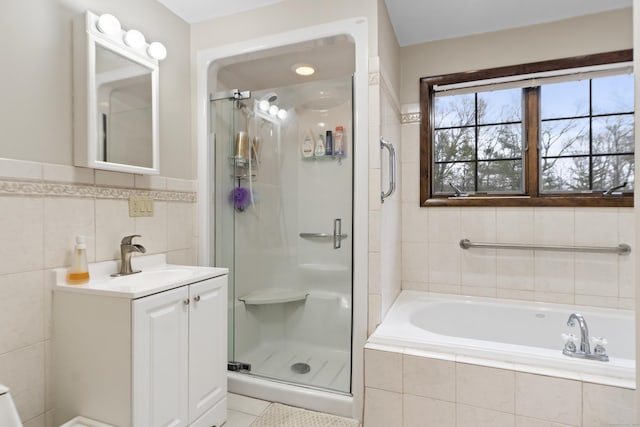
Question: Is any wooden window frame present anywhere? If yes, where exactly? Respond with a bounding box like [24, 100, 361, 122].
[419, 50, 634, 207]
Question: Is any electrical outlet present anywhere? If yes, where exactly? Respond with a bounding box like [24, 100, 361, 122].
[129, 195, 154, 217]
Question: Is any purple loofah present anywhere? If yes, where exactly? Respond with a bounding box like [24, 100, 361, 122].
[229, 186, 251, 211]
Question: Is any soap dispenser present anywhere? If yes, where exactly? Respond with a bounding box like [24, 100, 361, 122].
[66, 236, 90, 285]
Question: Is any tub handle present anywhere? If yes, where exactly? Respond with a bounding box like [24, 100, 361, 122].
[380, 137, 396, 203]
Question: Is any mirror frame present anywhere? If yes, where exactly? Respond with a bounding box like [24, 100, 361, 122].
[73, 11, 160, 175]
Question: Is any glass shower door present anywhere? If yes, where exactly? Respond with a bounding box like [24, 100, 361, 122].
[210, 93, 241, 363]
[213, 77, 354, 394]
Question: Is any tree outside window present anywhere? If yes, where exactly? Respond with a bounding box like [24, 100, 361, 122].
[420, 50, 634, 207]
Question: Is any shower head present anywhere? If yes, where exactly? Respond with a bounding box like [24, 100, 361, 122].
[260, 92, 278, 103]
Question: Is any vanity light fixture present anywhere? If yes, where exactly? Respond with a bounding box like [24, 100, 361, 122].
[277, 109, 288, 120]
[96, 14, 121, 35]
[268, 105, 279, 116]
[94, 12, 167, 61]
[124, 29, 146, 49]
[294, 64, 315, 76]
[258, 99, 270, 112]
[148, 41, 167, 60]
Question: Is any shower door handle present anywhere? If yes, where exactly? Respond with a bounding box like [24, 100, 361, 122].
[333, 218, 342, 249]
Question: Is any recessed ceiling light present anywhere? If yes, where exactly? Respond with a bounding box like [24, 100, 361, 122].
[293, 64, 315, 76]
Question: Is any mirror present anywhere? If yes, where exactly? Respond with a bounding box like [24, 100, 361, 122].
[73, 11, 161, 174]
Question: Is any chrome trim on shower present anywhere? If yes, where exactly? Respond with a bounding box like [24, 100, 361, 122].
[210, 88, 251, 102]
[380, 137, 396, 203]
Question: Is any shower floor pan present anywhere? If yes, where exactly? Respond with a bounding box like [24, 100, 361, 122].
[236, 340, 351, 393]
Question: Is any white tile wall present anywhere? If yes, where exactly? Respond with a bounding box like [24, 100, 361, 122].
[368, 61, 403, 334]
[364, 387, 403, 427]
[0, 160, 197, 425]
[364, 347, 637, 427]
[399, 120, 635, 309]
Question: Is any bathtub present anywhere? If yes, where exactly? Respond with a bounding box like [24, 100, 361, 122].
[367, 291, 635, 388]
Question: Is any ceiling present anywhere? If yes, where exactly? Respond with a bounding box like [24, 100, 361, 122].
[157, 0, 632, 46]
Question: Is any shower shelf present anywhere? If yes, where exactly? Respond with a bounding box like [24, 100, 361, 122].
[301, 155, 345, 161]
[238, 288, 309, 305]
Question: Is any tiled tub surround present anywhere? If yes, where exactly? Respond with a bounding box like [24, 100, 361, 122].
[363, 345, 636, 427]
[0, 158, 197, 425]
[363, 291, 636, 426]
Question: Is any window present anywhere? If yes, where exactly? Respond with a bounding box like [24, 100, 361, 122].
[420, 50, 634, 207]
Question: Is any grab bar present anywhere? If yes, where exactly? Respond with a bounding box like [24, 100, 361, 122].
[380, 137, 396, 203]
[459, 239, 631, 255]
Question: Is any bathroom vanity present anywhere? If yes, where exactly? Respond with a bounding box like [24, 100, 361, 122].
[52, 254, 228, 427]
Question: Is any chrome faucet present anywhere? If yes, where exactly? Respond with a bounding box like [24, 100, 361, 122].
[111, 235, 146, 277]
[562, 312, 608, 362]
[567, 313, 590, 354]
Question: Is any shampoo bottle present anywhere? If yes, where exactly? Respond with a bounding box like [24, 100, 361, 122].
[334, 126, 345, 156]
[301, 135, 314, 158]
[314, 134, 326, 157]
[67, 235, 90, 285]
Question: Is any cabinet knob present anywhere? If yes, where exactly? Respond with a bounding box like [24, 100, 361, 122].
[183, 298, 190, 305]
[194, 295, 201, 302]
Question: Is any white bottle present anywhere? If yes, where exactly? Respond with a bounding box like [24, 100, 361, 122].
[67, 236, 90, 285]
[301, 135, 314, 158]
[314, 134, 326, 157]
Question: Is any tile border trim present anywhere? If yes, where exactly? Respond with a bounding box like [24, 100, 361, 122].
[0, 179, 197, 202]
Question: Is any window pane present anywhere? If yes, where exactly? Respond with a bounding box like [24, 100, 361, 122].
[478, 160, 522, 192]
[433, 162, 475, 193]
[540, 118, 589, 157]
[434, 128, 475, 162]
[592, 115, 634, 155]
[592, 155, 634, 191]
[477, 88, 522, 124]
[478, 124, 522, 160]
[592, 74, 634, 115]
[434, 93, 475, 128]
[541, 80, 589, 119]
[540, 156, 590, 192]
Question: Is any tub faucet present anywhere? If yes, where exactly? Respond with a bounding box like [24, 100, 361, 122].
[563, 312, 608, 362]
[567, 313, 590, 354]
[111, 235, 146, 277]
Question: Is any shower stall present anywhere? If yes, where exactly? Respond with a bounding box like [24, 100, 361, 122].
[212, 76, 354, 393]
[197, 20, 368, 419]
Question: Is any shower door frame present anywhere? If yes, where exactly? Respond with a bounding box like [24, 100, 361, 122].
[195, 18, 369, 420]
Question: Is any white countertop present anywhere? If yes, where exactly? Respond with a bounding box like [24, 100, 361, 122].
[52, 254, 228, 299]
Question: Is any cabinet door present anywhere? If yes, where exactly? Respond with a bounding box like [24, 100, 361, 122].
[188, 276, 228, 423]
[133, 286, 189, 427]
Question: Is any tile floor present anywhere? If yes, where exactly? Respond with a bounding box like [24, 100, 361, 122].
[224, 393, 360, 427]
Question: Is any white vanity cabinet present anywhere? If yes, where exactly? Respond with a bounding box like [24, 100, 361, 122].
[52, 257, 228, 427]
[133, 276, 227, 426]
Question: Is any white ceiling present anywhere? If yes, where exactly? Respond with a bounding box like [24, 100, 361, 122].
[384, 0, 632, 46]
[156, 0, 283, 23]
[156, 0, 632, 46]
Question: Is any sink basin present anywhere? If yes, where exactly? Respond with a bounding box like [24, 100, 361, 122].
[52, 254, 229, 298]
[110, 269, 194, 286]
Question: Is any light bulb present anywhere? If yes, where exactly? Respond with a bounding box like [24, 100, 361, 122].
[277, 109, 288, 120]
[124, 29, 146, 48]
[96, 14, 121, 35]
[294, 64, 315, 76]
[268, 105, 279, 116]
[258, 100, 270, 112]
[147, 42, 167, 60]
